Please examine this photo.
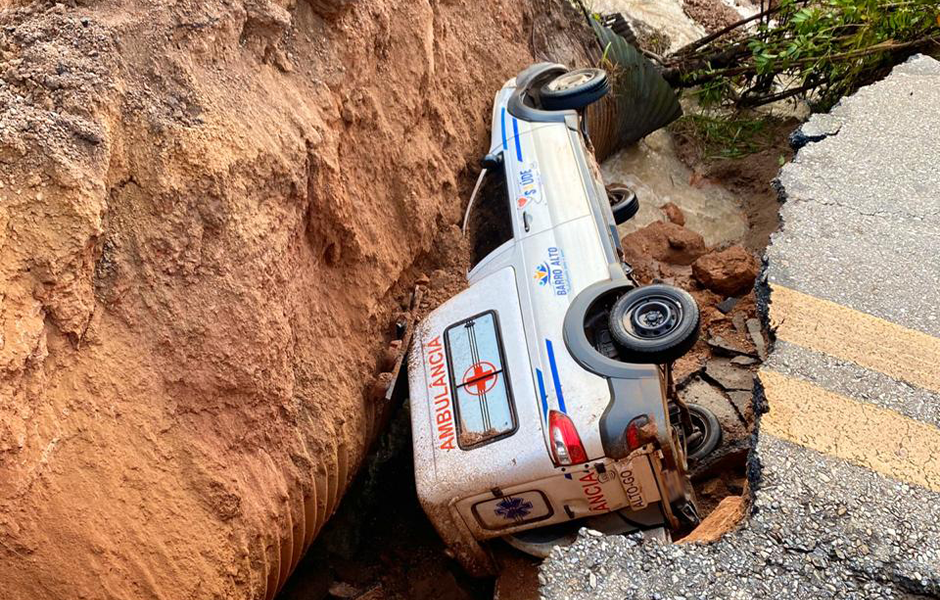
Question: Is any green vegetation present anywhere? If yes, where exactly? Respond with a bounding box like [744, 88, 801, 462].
[669, 113, 780, 160]
[664, 0, 940, 109]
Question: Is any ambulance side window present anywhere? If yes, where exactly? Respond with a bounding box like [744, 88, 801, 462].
[467, 160, 513, 269]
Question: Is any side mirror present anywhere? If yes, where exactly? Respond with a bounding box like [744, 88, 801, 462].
[480, 153, 502, 170]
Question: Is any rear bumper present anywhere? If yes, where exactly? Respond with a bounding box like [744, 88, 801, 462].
[453, 449, 663, 540]
[420, 448, 669, 574]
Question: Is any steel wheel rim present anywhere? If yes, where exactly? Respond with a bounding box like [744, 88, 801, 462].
[547, 70, 594, 92]
[623, 295, 682, 339]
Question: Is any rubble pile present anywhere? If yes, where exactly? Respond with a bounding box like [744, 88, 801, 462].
[621, 205, 767, 515]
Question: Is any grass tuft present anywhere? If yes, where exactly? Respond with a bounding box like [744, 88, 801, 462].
[668, 113, 780, 160]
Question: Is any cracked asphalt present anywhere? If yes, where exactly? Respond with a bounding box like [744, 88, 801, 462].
[539, 55, 940, 600]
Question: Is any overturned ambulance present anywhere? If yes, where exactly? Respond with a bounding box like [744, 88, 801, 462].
[408, 63, 720, 575]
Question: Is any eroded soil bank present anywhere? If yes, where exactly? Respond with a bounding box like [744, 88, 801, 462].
[0, 1, 596, 598]
[0, 0, 798, 598]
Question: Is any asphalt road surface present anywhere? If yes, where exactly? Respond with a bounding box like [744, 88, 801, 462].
[539, 54, 940, 600]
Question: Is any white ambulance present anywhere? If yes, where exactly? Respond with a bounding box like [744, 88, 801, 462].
[408, 63, 720, 575]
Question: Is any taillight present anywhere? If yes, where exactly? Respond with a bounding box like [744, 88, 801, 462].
[626, 415, 653, 451]
[549, 410, 588, 466]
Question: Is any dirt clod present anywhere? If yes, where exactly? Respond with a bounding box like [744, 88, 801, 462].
[329, 581, 361, 598]
[621, 220, 707, 266]
[692, 245, 760, 296]
[681, 0, 743, 34]
[681, 494, 747, 543]
[662, 201, 686, 226]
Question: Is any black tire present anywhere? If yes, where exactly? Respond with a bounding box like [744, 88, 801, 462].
[539, 68, 610, 111]
[685, 403, 722, 462]
[608, 284, 700, 364]
[607, 184, 639, 225]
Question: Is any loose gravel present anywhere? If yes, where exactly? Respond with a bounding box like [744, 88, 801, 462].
[540, 436, 940, 599]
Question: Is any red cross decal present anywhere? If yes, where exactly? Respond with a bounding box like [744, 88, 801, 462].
[462, 361, 498, 396]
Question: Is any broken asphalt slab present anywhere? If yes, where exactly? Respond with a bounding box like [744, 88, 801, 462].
[539, 54, 940, 599]
[703, 358, 753, 392]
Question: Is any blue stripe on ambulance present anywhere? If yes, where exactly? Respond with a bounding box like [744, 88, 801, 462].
[546, 339, 567, 414]
[501, 107, 508, 151]
[512, 117, 522, 161]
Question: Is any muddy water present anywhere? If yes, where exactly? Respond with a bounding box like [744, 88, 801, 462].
[592, 0, 752, 247]
[602, 129, 748, 246]
[591, 0, 757, 52]
[591, 0, 750, 247]
[590, 0, 705, 51]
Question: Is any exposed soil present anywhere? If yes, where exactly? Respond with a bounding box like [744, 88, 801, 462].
[681, 0, 743, 34]
[0, 0, 796, 597]
[0, 1, 596, 599]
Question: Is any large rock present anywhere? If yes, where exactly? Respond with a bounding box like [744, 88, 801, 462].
[0, 1, 595, 598]
[692, 245, 759, 296]
[621, 220, 707, 266]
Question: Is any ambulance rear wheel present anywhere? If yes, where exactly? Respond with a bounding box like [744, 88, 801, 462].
[608, 284, 699, 364]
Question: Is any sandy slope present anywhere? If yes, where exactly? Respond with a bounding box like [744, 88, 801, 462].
[0, 1, 592, 598]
